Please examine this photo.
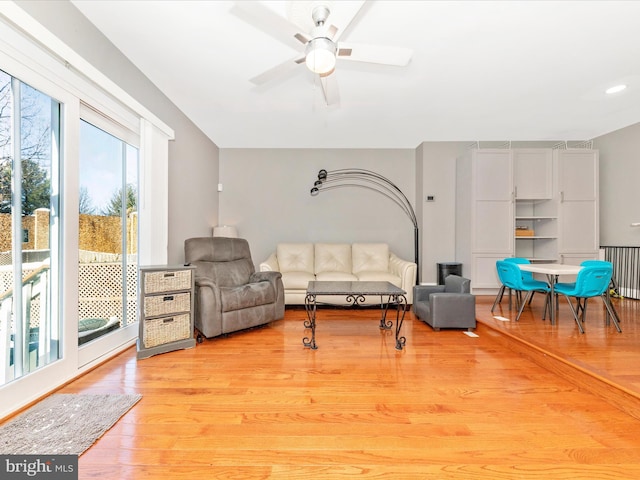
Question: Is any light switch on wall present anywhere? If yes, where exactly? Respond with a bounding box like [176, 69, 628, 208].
[217, 183, 223, 192]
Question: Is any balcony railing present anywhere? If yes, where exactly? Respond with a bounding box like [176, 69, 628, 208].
[1, 251, 137, 383]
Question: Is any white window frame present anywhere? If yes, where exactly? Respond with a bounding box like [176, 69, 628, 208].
[0, 3, 174, 419]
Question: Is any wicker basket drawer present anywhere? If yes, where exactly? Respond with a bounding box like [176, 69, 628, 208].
[144, 269, 192, 294]
[144, 292, 190, 317]
[143, 313, 191, 348]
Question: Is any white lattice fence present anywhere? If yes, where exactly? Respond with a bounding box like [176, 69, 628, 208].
[1, 255, 138, 330]
[78, 262, 137, 325]
[0, 265, 44, 330]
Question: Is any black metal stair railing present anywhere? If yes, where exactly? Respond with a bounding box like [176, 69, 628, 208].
[602, 246, 640, 299]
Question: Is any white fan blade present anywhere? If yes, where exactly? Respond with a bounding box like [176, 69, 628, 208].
[320, 72, 340, 106]
[231, 1, 309, 51]
[325, 24, 339, 40]
[337, 42, 413, 66]
[250, 55, 306, 85]
[329, 0, 367, 41]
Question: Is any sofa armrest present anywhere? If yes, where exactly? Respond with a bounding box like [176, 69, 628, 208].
[413, 284, 445, 302]
[259, 252, 279, 272]
[429, 292, 476, 321]
[390, 252, 417, 301]
[195, 276, 216, 290]
[193, 276, 223, 338]
[250, 271, 282, 284]
[249, 271, 285, 319]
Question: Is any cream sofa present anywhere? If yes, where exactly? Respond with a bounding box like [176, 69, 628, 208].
[259, 243, 417, 305]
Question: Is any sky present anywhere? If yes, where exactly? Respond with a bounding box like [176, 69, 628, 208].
[79, 120, 138, 213]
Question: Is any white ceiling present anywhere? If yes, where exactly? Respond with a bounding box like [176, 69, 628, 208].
[70, 0, 640, 149]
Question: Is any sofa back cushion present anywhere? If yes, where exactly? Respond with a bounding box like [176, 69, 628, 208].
[315, 243, 352, 274]
[352, 243, 389, 273]
[185, 237, 255, 287]
[444, 274, 471, 293]
[277, 243, 314, 273]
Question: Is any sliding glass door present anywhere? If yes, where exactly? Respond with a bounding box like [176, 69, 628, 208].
[0, 10, 172, 418]
[0, 69, 61, 385]
[78, 119, 138, 347]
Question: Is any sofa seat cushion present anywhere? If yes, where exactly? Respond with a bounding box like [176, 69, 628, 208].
[281, 271, 316, 290]
[221, 281, 276, 312]
[315, 271, 358, 282]
[355, 271, 401, 287]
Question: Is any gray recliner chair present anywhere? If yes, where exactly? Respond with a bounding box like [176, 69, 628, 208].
[184, 237, 285, 339]
[413, 275, 476, 331]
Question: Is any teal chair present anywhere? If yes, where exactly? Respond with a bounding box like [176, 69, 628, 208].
[554, 262, 621, 334]
[576, 260, 621, 329]
[492, 260, 550, 321]
[491, 258, 550, 315]
[506, 257, 550, 305]
[580, 259, 619, 294]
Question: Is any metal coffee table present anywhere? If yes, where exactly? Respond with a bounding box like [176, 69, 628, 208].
[303, 281, 408, 350]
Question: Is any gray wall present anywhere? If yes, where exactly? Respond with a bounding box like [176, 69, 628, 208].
[219, 149, 416, 269]
[593, 122, 640, 247]
[416, 142, 467, 283]
[221, 144, 463, 284]
[220, 136, 639, 283]
[18, 0, 220, 264]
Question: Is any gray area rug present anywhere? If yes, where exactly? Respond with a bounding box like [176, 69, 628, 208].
[0, 393, 142, 455]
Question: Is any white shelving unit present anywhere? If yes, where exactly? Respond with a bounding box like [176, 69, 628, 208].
[456, 147, 599, 293]
[515, 199, 558, 262]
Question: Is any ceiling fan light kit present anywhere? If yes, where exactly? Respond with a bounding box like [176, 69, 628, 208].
[305, 37, 337, 74]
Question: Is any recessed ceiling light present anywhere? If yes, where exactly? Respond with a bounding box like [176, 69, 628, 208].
[606, 84, 627, 94]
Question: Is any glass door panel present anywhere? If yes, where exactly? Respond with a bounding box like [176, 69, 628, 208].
[78, 120, 138, 345]
[0, 70, 61, 385]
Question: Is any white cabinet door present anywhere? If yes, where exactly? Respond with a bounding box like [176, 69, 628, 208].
[558, 150, 597, 201]
[557, 150, 599, 254]
[514, 149, 553, 199]
[472, 254, 505, 291]
[474, 201, 513, 252]
[559, 201, 598, 252]
[472, 150, 513, 253]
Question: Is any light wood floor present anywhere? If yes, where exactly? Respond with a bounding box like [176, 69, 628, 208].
[481, 291, 640, 403]
[56, 296, 640, 479]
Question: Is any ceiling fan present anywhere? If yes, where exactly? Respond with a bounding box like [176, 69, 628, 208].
[231, 1, 413, 105]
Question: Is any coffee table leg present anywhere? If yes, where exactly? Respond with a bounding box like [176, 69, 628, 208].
[379, 295, 393, 330]
[394, 294, 407, 350]
[380, 295, 407, 350]
[303, 293, 317, 349]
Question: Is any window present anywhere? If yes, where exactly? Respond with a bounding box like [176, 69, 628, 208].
[0, 69, 61, 385]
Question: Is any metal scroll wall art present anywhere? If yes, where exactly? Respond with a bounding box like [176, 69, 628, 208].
[310, 168, 419, 284]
